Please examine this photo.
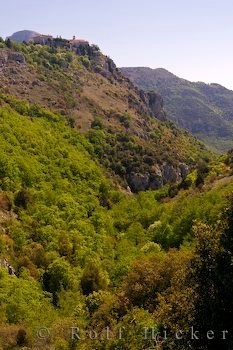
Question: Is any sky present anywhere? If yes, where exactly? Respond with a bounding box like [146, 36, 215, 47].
[1, 0, 233, 89]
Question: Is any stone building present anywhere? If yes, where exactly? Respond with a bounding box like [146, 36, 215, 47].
[32, 35, 53, 45]
[69, 35, 89, 48]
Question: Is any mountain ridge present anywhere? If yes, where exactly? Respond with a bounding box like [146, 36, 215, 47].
[120, 66, 233, 152]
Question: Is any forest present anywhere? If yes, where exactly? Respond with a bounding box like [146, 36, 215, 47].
[0, 39, 232, 350]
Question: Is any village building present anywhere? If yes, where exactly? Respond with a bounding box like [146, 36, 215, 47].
[69, 36, 89, 48]
[32, 35, 53, 45]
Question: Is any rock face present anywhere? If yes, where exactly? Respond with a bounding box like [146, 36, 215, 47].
[0, 51, 8, 66]
[162, 163, 180, 183]
[0, 258, 16, 276]
[127, 162, 189, 192]
[8, 52, 25, 64]
[139, 90, 166, 120]
[127, 172, 163, 192]
[0, 50, 25, 66]
[147, 92, 166, 120]
[179, 163, 189, 178]
[127, 173, 150, 192]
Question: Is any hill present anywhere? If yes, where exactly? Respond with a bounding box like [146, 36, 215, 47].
[120, 67, 233, 152]
[0, 38, 210, 192]
[0, 93, 232, 349]
[6, 30, 40, 42]
[0, 33, 233, 350]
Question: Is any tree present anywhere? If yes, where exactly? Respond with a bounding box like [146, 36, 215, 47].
[80, 262, 108, 296]
[189, 196, 233, 350]
[43, 258, 71, 305]
[14, 188, 31, 209]
[189, 223, 221, 349]
[195, 161, 209, 188]
[5, 38, 12, 48]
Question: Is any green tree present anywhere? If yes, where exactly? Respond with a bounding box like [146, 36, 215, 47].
[189, 199, 233, 350]
[5, 38, 12, 48]
[81, 262, 108, 296]
[43, 258, 71, 305]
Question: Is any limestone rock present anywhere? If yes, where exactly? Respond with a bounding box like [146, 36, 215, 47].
[139, 90, 166, 120]
[0, 50, 25, 66]
[179, 162, 189, 178]
[127, 172, 150, 192]
[162, 163, 181, 183]
[0, 50, 8, 66]
[147, 91, 164, 118]
[8, 52, 25, 64]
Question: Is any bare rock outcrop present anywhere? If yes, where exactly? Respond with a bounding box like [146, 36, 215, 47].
[0, 258, 16, 276]
[127, 161, 190, 192]
[8, 52, 25, 64]
[0, 50, 25, 66]
[0, 50, 8, 66]
[139, 90, 166, 120]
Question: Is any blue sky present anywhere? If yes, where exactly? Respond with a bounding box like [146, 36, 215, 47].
[1, 0, 233, 89]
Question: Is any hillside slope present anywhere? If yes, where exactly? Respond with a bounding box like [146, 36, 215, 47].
[0, 94, 232, 349]
[0, 39, 210, 192]
[1, 34, 233, 350]
[120, 67, 233, 152]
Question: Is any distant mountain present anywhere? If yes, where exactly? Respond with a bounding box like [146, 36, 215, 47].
[7, 30, 40, 42]
[120, 67, 233, 152]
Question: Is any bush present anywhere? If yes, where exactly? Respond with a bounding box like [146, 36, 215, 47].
[43, 258, 71, 305]
[16, 328, 27, 346]
[81, 262, 108, 296]
[14, 188, 31, 209]
[91, 117, 103, 129]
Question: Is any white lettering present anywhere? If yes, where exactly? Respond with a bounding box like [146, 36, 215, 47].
[71, 327, 80, 340]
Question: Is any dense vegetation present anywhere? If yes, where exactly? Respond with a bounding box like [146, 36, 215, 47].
[0, 93, 232, 349]
[0, 37, 233, 350]
[120, 67, 233, 152]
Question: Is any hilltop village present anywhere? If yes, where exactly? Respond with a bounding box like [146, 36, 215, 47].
[1, 32, 118, 80]
[29, 34, 90, 49]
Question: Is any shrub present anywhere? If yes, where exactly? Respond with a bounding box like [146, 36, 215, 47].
[14, 188, 31, 209]
[81, 262, 108, 296]
[43, 258, 71, 305]
[91, 117, 103, 129]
